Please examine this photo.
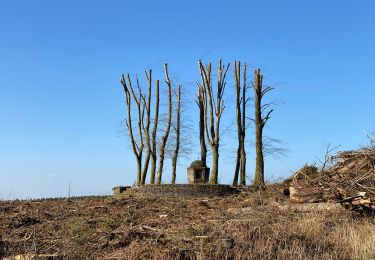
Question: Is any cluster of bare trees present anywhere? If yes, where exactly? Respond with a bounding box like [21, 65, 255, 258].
[197, 59, 229, 184]
[233, 61, 247, 186]
[121, 59, 277, 188]
[121, 64, 178, 185]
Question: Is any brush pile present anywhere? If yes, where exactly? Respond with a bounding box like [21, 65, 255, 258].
[288, 147, 375, 215]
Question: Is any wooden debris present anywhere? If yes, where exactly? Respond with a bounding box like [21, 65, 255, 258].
[272, 202, 342, 212]
[288, 147, 375, 214]
[289, 186, 324, 203]
[339, 193, 375, 215]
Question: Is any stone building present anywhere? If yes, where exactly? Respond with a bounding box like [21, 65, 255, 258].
[187, 160, 210, 184]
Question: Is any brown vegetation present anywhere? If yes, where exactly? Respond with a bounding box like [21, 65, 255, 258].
[2, 189, 375, 260]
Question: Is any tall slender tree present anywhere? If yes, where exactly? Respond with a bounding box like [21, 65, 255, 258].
[198, 59, 230, 184]
[140, 70, 152, 185]
[233, 61, 247, 186]
[253, 68, 273, 188]
[149, 80, 160, 184]
[121, 74, 145, 186]
[156, 63, 172, 184]
[171, 85, 181, 184]
[195, 87, 207, 166]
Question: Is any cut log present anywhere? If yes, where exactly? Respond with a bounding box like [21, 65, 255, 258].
[289, 186, 325, 203]
[272, 202, 342, 212]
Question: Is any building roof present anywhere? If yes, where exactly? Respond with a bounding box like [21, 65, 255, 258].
[189, 160, 205, 169]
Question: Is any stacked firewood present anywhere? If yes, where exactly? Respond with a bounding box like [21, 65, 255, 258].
[339, 192, 375, 216]
[287, 147, 375, 214]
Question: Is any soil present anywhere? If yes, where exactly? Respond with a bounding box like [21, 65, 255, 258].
[1, 185, 374, 260]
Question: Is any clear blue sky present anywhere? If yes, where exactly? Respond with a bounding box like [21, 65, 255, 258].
[1, 1, 374, 199]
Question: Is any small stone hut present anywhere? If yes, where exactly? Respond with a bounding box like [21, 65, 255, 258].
[187, 160, 210, 184]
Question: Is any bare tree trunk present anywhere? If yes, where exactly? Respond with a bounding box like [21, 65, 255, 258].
[157, 151, 166, 184]
[240, 140, 246, 185]
[149, 80, 159, 184]
[253, 69, 273, 188]
[198, 59, 229, 184]
[240, 64, 247, 186]
[150, 153, 157, 184]
[233, 146, 241, 186]
[254, 116, 264, 187]
[211, 145, 219, 184]
[233, 61, 247, 186]
[121, 74, 144, 186]
[141, 149, 151, 184]
[156, 64, 172, 185]
[198, 88, 207, 166]
[141, 70, 152, 184]
[233, 61, 242, 186]
[136, 157, 142, 185]
[171, 158, 177, 184]
[171, 85, 181, 184]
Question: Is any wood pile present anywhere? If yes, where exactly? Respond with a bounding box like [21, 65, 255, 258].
[339, 192, 375, 216]
[288, 147, 375, 215]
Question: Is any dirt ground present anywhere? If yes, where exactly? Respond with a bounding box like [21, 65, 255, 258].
[1, 186, 375, 260]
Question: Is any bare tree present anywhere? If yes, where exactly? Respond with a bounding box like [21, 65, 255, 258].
[156, 63, 173, 184]
[149, 80, 160, 184]
[139, 70, 152, 185]
[253, 68, 273, 188]
[233, 61, 247, 186]
[262, 136, 289, 159]
[171, 85, 181, 184]
[166, 83, 194, 184]
[198, 59, 230, 184]
[195, 87, 207, 165]
[121, 74, 145, 186]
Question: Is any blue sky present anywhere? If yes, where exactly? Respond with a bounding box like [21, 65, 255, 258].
[1, 1, 374, 199]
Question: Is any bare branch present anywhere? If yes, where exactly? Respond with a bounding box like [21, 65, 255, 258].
[315, 143, 341, 172]
[262, 109, 274, 127]
[127, 74, 139, 106]
[261, 86, 274, 97]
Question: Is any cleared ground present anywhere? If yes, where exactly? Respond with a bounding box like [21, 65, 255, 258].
[1, 186, 375, 260]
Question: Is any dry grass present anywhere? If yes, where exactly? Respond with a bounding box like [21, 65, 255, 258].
[1, 189, 375, 259]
